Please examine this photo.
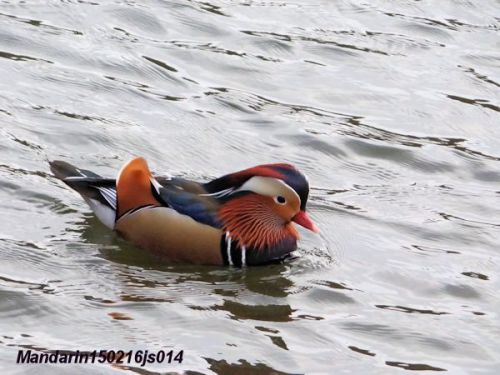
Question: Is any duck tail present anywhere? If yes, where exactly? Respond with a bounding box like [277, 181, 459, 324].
[50, 160, 117, 229]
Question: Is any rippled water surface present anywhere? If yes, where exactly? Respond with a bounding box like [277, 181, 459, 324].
[1, 1, 499, 374]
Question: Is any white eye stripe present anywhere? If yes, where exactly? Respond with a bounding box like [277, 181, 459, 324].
[236, 176, 301, 206]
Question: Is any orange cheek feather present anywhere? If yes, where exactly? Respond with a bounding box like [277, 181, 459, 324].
[219, 195, 299, 250]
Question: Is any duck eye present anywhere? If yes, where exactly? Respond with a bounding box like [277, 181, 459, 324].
[275, 196, 286, 204]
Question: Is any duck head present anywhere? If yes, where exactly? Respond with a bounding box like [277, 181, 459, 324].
[206, 163, 319, 250]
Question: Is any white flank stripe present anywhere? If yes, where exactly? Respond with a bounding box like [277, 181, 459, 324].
[241, 245, 246, 267]
[226, 231, 233, 266]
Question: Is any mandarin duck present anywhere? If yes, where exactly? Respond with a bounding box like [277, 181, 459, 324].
[50, 157, 319, 266]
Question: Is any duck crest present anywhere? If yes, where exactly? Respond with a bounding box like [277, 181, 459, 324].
[205, 163, 310, 210]
[205, 163, 289, 192]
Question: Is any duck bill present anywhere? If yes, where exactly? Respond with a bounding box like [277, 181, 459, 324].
[292, 211, 320, 233]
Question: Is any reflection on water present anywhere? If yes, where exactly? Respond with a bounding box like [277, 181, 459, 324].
[1, 0, 499, 373]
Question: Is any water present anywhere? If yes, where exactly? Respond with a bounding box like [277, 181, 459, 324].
[0, 1, 499, 373]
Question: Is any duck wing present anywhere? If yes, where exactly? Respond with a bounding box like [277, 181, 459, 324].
[154, 177, 222, 228]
